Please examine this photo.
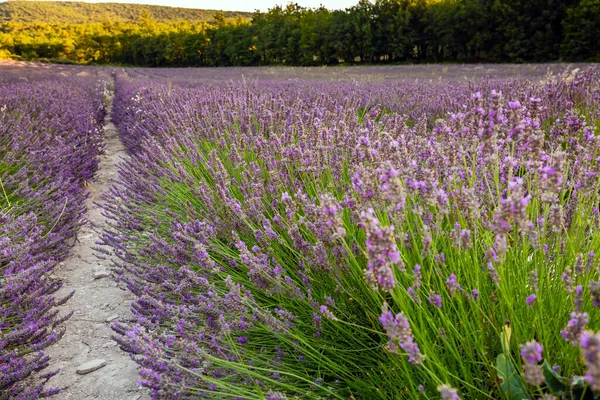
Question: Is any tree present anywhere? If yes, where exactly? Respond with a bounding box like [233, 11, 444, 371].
[562, 0, 600, 61]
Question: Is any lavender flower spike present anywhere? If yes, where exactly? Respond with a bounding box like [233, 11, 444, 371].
[361, 208, 400, 292]
[520, 340, 544, 385]
[580, 331, 600, 391]
[379, 303, 424, 364]
[562, 312, 589, 345]
[437, 384, 461, 400]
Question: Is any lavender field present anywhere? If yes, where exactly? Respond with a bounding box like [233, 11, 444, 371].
[2, 62, 600, 399]
[0, 63, 108, 398]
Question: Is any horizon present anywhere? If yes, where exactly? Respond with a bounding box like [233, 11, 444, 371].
[1, 0, 358, 13]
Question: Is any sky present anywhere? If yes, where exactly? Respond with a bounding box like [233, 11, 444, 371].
[61, 0, 358, 12]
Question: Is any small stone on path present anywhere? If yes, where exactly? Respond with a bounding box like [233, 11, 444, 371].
[76, 359, 107, 375]
[94, 270, 109, 279]
[106, 314, 119, 322]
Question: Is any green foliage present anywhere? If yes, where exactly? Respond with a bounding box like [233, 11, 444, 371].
[0, 1, 252, 24]
[0, 0, 598, 66]
[561, 0, 600, 61]
[497, 325, 529, 399]
[497, 354, 530, 400]
[542, 361, 569, 396]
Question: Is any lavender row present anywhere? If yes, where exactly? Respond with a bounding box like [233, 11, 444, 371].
[104, 67, 600, 399]
[0, 75, 107, 399]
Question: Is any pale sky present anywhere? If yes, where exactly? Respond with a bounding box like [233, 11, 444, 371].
[70, 0, 357, 12]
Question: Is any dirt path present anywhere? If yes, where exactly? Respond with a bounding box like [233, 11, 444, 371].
[45, 86, 147, 400]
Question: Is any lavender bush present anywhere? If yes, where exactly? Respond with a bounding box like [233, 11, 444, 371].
[103, 66, 600, 399]
[0, 74, 106, 398]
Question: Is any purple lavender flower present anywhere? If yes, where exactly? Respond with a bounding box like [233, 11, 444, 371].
[520, 340, 543, 364]
[526, 294, 537, 307]
[319, 194, 347, 242]
[562, 267, 574, 294]
[580, 331, 600, 391]
[413, 264, 422, 282]
[487, 262, 500, 285]
[520, 340, 544, 385]
[562, 312, 589, 345]
[379, 303, 424, 364]
[361, 208, 401, 291]
[281, 192, 292, 203]
[575, 285, 584, 312]
[428, 292, 442, 308]
[437, 384, 460, 400]
[459, 229, 471, 248]
[587, 251, 596, 271]
[575, 254, 584, 275]
[407, 287, 418, 303]
[549, 204, 564, 232]
[446, 274, 462, 296]
[319, 305, 338, 321]
[541, 152, 566, 203]
[530, 270, 539, 291]
[508, 100, 521, 110]
[408, 264, 422, 302]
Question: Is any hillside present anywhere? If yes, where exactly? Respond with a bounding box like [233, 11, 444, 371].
[0, 1, 253, 23]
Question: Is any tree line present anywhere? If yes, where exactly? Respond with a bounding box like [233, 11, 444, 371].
[0, 0, 598, 66]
